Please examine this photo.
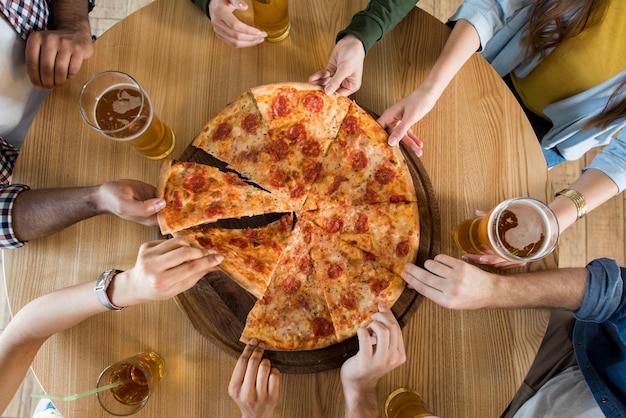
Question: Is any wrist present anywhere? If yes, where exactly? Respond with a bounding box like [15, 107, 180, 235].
[105, 270, 137, 308]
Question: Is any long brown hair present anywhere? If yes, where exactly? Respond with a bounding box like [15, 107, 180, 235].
[521, 0, 625, 130]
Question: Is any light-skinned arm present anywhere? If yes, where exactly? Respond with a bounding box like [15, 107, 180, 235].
[25, 0, 93, 89]
[402, 254, 588, 311]
[378, 19, 480, 153]
[341, 304, 406, 418]
[0, 237, 223, 413]
[208, 0, 266, 47]
[228, 340, 281, 418]
[11, 179, 165, 242]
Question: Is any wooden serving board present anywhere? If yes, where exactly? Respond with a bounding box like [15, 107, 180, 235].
[174, 143, 440, 374]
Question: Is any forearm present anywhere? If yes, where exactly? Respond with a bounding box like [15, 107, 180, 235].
[490, 268, 588, 311]
[419, 19, 480, 98]
[0, 281, 107, 412]
[47, 0, 91, 33]
[343, 383, 378, 418]
[12, 186, 102, 241]
[549, 168, 619, 232]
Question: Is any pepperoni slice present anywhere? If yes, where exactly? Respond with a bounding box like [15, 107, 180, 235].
[204, 202, 225, 217]
[362, 189, 379, 204]
[374, 167, 396, 185]
[224, 172, 245, 186]
[340, 296, 357, 310]
[396, 240, 410, 257]
[286, 123, 307, 143]
[212, 122, 232, 141]
[182, 173, 208, 193]
[262, 293, 273, 305]
[390, 194, 408, 203]
[241, 113, 259, 133]
[302, 224, 314, 244]
[355, 213, 369, 233]
[350, 150, 368, 171]
[196, 236, 214, 248]
[301, 139, 321, 157]
[250, 257, 265, 273]
[327, 175, 348, 195]
[363, 251, 376, 262]
[303, 162, 322, 183]
[269, 168, 287, 187]
[299, 297, 311, 312]
[326, 216, 344, 233]
[229, 237, 249, 249]
[311, 316, 334, 337]
[327, 262, 344, 279]
[272, 94, 291, 118]
[299, 256, 313, 275]
[282, 274, 302, 294]
[269, 138, 290, 161]
[290, 183, 306, 198]
[370, 279, 390, 296]
[171, 191, 183, 210]
[341, 115, 360, 136]
[279, 214, 293, 232]
[302, 93, 324, 113]
[239, 148, 260, 163]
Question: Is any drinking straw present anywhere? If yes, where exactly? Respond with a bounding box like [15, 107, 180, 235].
[31, 380, 128, 402]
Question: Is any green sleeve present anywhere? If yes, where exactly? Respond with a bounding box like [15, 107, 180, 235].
[190, 0, 211, 17]
[336, 0, 418, 54]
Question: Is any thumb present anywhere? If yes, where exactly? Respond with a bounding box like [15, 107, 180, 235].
[143, 198, 166, 215]
[324, 69, 351, 95]
[387, 122, 412, 147]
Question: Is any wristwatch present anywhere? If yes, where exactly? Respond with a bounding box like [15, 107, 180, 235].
[95, 269, 125, 311]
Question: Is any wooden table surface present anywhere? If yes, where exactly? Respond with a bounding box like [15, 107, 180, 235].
[5, 0, 555, 416]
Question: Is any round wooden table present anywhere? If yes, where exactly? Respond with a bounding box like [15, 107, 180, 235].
[5, 0, 554, 416]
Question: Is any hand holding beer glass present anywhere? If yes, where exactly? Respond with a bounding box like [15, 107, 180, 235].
[252, 0, 290, 42]
[96, 352, 165, 416]
[453, 197, 559, 263]
[79, 71, 175, 160]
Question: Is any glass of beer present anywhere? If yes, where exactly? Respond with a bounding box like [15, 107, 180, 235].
[453, 197, 559, 262]
[79, 71, 175, 160]
[252, 0, 290, 42]
[96, 352, 165, 416]
[385, 388, 435, 418]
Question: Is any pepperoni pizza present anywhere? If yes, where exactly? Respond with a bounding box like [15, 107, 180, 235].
[158, 82, 419, 351]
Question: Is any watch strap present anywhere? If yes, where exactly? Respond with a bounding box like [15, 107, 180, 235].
[95, 269, 125, 311]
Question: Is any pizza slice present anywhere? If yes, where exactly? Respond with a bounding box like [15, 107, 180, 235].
[306, 101, 417, 208]
[250, 82, 351, 142]
[157, 160, 294, 234]
[310, 239, 406, 343]
[240, 217, 337, 350]
[309, 201, 419, 276]
[173, 214, 294, 299]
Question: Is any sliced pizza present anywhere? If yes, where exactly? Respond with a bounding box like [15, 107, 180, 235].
[310, 239, 406, 343]
[306, 101, 417, 208]
[157, 160, 294, 234]
[240, 218, 337, 350]
[173, 214, 294, 299]
[309, 201, 419, 276]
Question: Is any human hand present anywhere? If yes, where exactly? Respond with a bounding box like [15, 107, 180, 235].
[402, 254, 502, 310]
[209, 0, 266, 47]
[25, 28, 93, 89]
[308, 35, 366, 96]
[95, 180, 166, 227]
[110, 238, 223, 306]
[377, 86, 442, 157]
[341, 304, 406, 395]
[229, 340, 281, 418]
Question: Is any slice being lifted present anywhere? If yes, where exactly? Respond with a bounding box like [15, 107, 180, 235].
[173, 214, 294, 299]
[157, 160, 295, 234]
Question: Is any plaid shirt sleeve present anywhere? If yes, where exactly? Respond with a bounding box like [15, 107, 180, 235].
[1, 137, 30, 248]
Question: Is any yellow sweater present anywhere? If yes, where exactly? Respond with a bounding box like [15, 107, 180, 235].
[511, 0, 626, 119]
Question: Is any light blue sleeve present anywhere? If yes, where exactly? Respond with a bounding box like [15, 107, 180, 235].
[575, 258, 623, 323]
[586, 127, 626, 193]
